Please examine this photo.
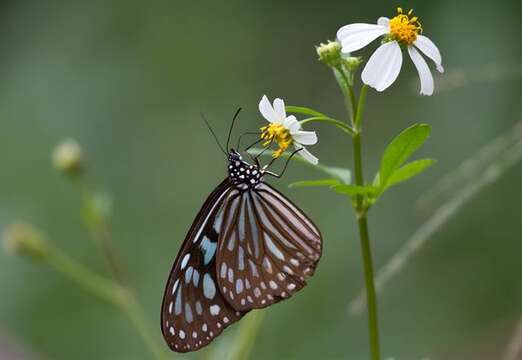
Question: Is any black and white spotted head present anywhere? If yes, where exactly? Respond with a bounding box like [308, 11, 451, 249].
[227, 149, 263, 189]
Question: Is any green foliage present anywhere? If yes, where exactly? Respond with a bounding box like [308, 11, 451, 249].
[385, 159, 436, 188]
[290, 124, 434, 206]
[379, 123, 431, 187]
[370, 124, 434, 199]
[331, 184, 377, 197]
[289, 179, 341, 188]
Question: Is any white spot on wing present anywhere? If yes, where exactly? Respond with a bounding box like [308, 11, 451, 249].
[195, 301, 203, 315]
[185, 303, 194, 323]
[220, 262, 227, 278]
[181, 254, 191, 269]
[265, 234, 285, 260]
[203, 273, 216, 299]
[236, 278, 244, 294]
[210, 304, 221, 316]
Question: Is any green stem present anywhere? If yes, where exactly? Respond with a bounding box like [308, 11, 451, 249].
[45, 247, 168, 360]
[123, 297, 169, 360]
[334, 66, 357, 120]
[229, 311, 266, 360]
[354, 85, 368, 129]
[300, 116, 355, 135]
[357, 215, 380, 360]
[46, 246, 126, 306]
[346, 83, 380, 360]
[76, 178, 126, 283]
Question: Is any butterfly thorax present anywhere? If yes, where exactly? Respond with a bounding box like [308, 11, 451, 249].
[227, 151, 263, 189]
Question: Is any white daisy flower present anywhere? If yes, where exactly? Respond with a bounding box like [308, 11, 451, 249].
[258, 95, 319, 164]
[337, 8, 444, 95]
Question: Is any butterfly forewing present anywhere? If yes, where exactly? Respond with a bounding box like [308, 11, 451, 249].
[161, 179, 246, 352]
[216, 182, 322, 311]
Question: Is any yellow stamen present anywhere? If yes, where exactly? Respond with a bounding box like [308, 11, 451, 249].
[260, 123, 293, 158]
[389, 8, 422, 45]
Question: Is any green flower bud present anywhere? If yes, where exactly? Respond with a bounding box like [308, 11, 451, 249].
[52, 139, 84, 176]
[3, 222, 48, 259]
[316, 40, 342, 68]
[343, 56, 363, 72]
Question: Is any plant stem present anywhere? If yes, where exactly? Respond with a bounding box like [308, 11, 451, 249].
[356, 215, 380, 360]
[229, 311, 266, 360]
[45, 246, 168, 360]
[75, 178, 126, 283]
[122, 296, 169, 360]
[346, 83, 380, 360]
[46, 245, 127, 307]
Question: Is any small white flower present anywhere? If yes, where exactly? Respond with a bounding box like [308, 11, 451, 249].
[258, 95, 319, 164]
[52, 138, 84, 174]
[337, 8, 444, 95]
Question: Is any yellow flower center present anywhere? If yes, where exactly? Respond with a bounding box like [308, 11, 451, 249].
[389, 7, 422, 45]
[260, 123, 293, 158]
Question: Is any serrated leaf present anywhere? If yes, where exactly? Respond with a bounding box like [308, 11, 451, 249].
[380, 123, 431, 187]
[289, 179, 341, 188]
[331, 184, 377, 197]
[285, 106, 326, 118]
[385, 159, 436, 189]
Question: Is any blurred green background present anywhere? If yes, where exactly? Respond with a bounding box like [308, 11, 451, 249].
[1, 0, 521, 359]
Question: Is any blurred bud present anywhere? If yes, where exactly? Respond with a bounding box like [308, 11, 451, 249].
[84, 191, 113, 226]
[343, 56, 363, 72]
[3, 222, 48, 259]
[316, 40, 342, 67]
[52, 139, 84, 176]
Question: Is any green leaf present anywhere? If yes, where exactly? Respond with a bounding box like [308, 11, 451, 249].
[385, 159, 436, 189]
[289, 179, 341, 188]
[320, 165, 351, 184]
[331, 184, 377, 197]
[285, 106, 326, 118]
[380, 123, 431, 186]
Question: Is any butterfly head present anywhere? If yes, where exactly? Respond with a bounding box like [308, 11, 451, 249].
[227, 149, 263, 189]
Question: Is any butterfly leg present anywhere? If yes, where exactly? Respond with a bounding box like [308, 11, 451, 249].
[236, 131, 260, 151]
[264, 148, 303, 178]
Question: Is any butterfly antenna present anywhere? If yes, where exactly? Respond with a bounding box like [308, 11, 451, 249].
[225, 107, 242, 152]
[200, 112, 227, 155]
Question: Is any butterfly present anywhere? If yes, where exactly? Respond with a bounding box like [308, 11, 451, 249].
[160, 110, 322, 352]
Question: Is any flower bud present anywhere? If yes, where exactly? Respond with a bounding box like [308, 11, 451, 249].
[52, 139, 84, 176]
[3, 222, 48, 259]
[343, 56, 363, 72]
[316, 40, 342, 67]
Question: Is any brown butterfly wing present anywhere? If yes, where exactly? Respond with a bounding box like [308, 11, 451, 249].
[160, 179, 247, 352]
[215, 182, 322, 311]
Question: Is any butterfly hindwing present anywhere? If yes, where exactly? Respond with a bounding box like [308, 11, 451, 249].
[161, 179, 247, 352]
[216, 182, 322, 311]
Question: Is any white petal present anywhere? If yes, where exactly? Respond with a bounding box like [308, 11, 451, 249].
[258, 95, 280, 124]
[283, 116, 300, 133]
[377, 17, 390, 28]
[361, 41, 403, 92]
[414, 35, 444, 73]
[292, 130, 318, 145]
[273, 98, 287, 122]
[336, 23, 388, 53]
[294, 144, 318, 165]
[407, 46, 434, 96]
